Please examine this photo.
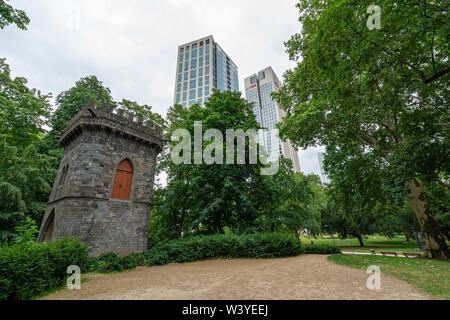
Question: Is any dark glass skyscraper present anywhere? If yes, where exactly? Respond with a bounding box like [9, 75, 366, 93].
[173, 35, 239, 107]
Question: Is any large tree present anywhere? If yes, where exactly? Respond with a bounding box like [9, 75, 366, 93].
[0, 59, 54, 239]
[0, 58, 51, 147]
[274, 0, 449, 258]
[152, 90, 276, 237]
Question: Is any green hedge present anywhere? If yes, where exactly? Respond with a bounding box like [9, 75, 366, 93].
[0, 238, 90, 300]
[144, 233, 303, 265]
[302, 244, 341, 254]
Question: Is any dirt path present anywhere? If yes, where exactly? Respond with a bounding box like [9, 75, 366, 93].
[41, 255, 429, 300]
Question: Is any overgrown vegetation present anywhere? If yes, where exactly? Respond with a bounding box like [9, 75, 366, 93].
[0, 238, 90, 300]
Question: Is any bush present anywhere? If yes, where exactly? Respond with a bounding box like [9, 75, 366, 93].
[0, 238, 90, 300]
[142, 233, 303, 266]
[301, 244, 341, 254]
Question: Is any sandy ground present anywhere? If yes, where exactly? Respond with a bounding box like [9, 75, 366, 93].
[40, 255, 430, 300]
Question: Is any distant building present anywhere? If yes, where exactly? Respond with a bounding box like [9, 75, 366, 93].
[317, 152, 330, 184]
[244, 67, 300, 172]
[173, 35, 239, 107]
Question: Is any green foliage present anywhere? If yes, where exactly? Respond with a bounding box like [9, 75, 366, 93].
[0, 238, 90, 300]
[152, 90, 320, 239]
[118, 99, 165, 128]
[0, 58, 52, 148]
[0, 137, 54, 238]
[144, 233, 303, 264]
[275, 0, 449, 256]
[301, 244, 341, 254]
[11, 216, 38, 244]
[0, 0, 30, 30]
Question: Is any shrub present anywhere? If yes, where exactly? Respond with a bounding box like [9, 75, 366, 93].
[0, 238, 90, 300]
[94, 252, 124, 273]
[142, 233, 302, 266]
[301, 244, 341, 254]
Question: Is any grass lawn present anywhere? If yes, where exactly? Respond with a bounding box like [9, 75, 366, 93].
[328, 254, 450, 299]
[300, 234, 450, 254]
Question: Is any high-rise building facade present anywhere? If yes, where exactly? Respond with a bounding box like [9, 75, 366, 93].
[244, 67, 300, 172]
[173, 35, 239, 107]
[317, 152, 330, 184]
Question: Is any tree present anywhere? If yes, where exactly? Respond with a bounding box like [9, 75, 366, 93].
[0, 0, 30, 30]
[274, 0, 449, 258]
[0, 58, 52, 147]
[151, 90, 275, 237]
[0, 137, 53, 240]
[117, 99, 165, 127]
[256, 158, 320, 236]
[0, 59, 54, 239]
[50, 76, 115, 139]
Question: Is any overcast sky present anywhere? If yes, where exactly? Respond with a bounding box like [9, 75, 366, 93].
[0, 0, 324, 176]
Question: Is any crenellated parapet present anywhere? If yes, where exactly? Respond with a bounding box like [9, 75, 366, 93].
[60, 102, 163, 151]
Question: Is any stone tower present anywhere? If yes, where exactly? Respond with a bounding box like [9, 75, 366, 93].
[37, 103, 163, 256]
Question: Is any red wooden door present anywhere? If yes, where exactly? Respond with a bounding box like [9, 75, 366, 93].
[111, 159, 133, 200]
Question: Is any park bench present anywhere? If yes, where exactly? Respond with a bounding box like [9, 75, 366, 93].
[380, 251, 398, 256]
[402, 252, 422, 258]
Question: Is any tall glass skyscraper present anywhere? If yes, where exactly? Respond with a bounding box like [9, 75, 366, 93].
[173, 35, 239, 107]
[244, 67, 301, 172]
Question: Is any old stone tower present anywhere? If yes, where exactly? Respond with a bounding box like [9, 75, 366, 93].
[37, 103, 163, 256]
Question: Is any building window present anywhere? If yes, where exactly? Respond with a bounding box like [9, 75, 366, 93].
[183, 81, 188, 91]
[176, 93, 181, 103]
[177, 74, 182, 83]
[177, 83, 181, 92]
[111, 159, 133, 200]
[250, 75, 257, 84]
[258, 71, 265, 80]
[205, 55, 210, 65]
[190, 70, 197, 79]
[182, 92, 187, 101]
[189, 89, 196, 100]
[189, 79, 196, 89]
[198, 68, 203, 76]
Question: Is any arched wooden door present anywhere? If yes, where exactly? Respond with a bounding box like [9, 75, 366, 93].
[111, 159, 133, 200]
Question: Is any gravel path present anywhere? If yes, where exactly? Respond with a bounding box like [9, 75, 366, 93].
[41, 255, 429, 300]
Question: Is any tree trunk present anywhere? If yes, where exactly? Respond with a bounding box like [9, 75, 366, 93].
[405, 178, 450, 259]
[178, 208, 186, 237]
[356, 235, 364, 247]
[403, 231, 410, 243]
